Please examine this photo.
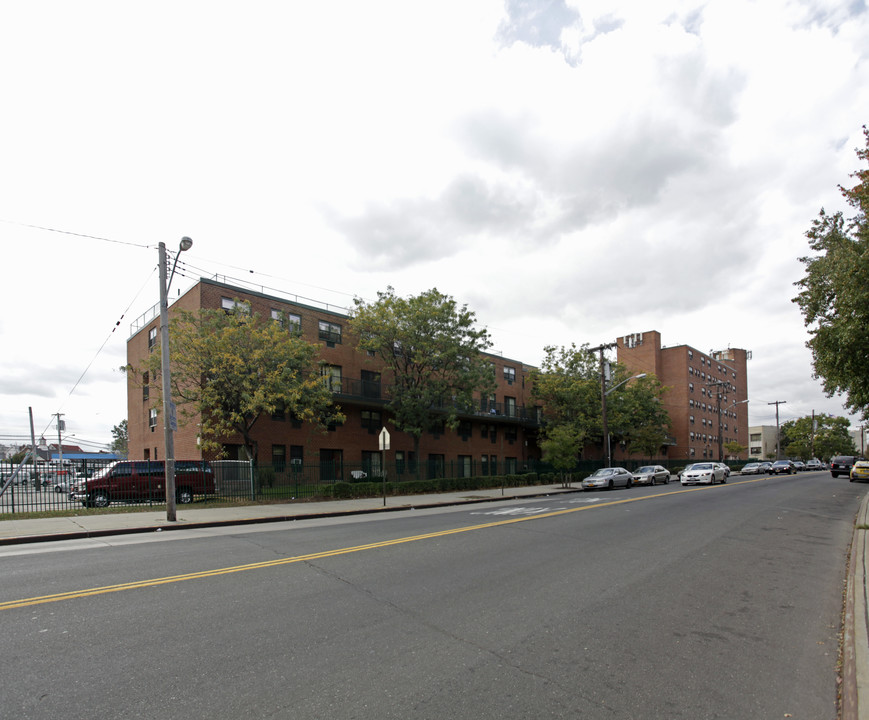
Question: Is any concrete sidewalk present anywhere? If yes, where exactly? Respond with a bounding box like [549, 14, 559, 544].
[0, 483, 582, 545]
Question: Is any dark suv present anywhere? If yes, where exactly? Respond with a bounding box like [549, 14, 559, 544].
[830, 456, 857, 478]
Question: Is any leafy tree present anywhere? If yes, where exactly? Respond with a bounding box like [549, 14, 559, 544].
[608, 373, 671, 459]
[538, 424, 583, 487]
[794, 126, 869, 419]
[350, 287, 496, 465]
[143, 305, 343, 462]
[531, 344, 670, 462]
[531, 344, 601, 457]
[724, 441, 747, 459]
[780, 414, 856, 461]
[110, 419, 128, 457]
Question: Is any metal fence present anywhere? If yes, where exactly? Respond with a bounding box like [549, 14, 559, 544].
[0, 456, 741, 516]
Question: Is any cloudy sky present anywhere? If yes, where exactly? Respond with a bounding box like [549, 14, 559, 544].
[1, 0, 867, 452]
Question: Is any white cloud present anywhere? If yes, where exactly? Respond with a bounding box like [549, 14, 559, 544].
[1, 0, 867, 446]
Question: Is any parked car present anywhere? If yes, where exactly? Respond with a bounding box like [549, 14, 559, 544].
[792, 461, 806, 472]
[582, 467, 634, 491]
[805, 459, 823, 471]
[680, 462, 726, 486]
[758, 461, 774, 473]
[850, 461, 869, 482]
[741, 462, 762, 475]
[831, 456, 857, 478]
[71, 460, 214, 508]
[715, 462, 731, 479]
[632, 465, 670, 486]
[770, 460, 796, 474]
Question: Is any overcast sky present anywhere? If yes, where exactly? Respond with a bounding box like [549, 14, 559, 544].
[1, 0, 867, 452]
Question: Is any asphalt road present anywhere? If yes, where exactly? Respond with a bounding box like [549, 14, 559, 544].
[0, 472, 863, 719]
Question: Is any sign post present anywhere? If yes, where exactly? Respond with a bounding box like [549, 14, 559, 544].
[379, 427, 390, 506]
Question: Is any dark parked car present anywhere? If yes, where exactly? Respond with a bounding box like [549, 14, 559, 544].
[770, 460, 796, 475]
[831, 456, 857, 478]
[71, 460, 214, 507]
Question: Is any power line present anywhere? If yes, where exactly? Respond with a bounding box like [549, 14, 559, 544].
[0, 218, 153, 248]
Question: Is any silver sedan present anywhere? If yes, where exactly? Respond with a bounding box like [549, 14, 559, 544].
[582, 467, 634, 491]
[632, 465, 670, 486]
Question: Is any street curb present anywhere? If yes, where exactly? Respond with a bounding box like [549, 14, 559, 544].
[843, 492, 869, 720]
[0, 487, 584, 547]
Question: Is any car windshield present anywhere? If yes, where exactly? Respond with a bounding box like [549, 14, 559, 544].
[637, 466, 656, 473]
[91, 461, 120, 480]
[689, 463, 713, 470]
[592, 468, 614, 477]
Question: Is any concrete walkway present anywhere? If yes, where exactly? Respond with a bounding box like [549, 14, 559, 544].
[0, 483, 582, 545]
[2, 482, 867, 719]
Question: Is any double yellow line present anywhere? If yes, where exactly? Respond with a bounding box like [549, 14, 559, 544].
[0, 479, 764, 611]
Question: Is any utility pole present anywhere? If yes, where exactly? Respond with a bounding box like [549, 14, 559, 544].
[768, 400, 787, 460]
[589, 342, 617, 466]
[54, 413, 65, 465]
[706, 379, 731, 462]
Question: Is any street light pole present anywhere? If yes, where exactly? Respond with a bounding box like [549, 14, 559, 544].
[159, 237, 193, 522]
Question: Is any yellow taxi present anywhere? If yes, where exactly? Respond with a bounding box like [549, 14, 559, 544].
[849, 460, 869, 482]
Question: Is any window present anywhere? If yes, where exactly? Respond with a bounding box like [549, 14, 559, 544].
[480, 424, 489, 439]
[290, 446, 304, 469]
[271, 403, 286, 421]
[361, 370, 381, 399]
[318, 320, 342, 345]
[142, 371, 149, 400]
[149, 408, 157, 431]
[688, 350, 693, 359]
[458, 455, 473, 478]
[505, 457, 517, 474]
[322, 365, 342, 393]
[148, 327, 157, 352]
[689, 383, 694, 393]
[271, 309, 301, 333]
[690, 415, 695, 424]
[481, 455, 489, 476]
[458, 421, 472, 440]
[221, 297, 250, 315]
[272, 445, 286, 472]
[362, 451, 382, 477]
[505, 397, 517, 418]
[361, 410, 381, 433]
[504, 366, 516, 384]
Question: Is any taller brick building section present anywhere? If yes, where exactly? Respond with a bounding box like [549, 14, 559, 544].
[617, 330, 749, 462]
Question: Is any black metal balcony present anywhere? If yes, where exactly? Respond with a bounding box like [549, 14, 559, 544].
[329, 377, 542, 427]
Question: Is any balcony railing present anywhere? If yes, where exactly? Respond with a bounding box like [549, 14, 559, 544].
[330, 377, 542, 427]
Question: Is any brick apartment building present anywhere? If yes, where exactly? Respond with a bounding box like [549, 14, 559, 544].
[617, 330, 750, 462]
[127, 277, 544, 479]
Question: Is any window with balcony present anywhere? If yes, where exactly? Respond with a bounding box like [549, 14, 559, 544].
[321, 365, 342, 393]
[505, 397, 517, 418]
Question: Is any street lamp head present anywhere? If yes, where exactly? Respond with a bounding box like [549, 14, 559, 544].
[179, 237, 193, 252]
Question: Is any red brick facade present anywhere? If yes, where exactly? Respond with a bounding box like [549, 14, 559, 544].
[617, 330, 750, 462]
[127, 278, 543, 476]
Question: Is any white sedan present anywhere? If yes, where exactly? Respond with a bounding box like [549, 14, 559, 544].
[680, 462, 727, 486]
[582, 467, 634, 491]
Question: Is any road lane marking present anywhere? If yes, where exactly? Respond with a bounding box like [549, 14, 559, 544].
[0, 477, 767, 611]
